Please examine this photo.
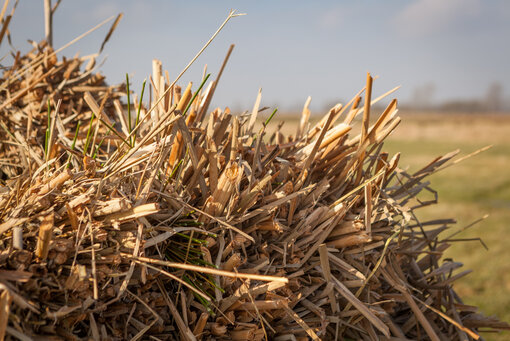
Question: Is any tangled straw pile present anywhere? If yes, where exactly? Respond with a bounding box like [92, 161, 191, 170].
[0, 9, 509, 341]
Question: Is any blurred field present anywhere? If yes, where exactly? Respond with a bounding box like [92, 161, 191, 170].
[384, 112, 510, 341]
[267, 110, 510, 340]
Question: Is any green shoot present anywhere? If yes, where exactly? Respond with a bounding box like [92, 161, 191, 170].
[92, 137, 105, 159]
[133, 79, 147, 146]
[160, 158, 183, 193]
[45, 99, 51, 158]
[98, 117, 132, 148]
[264, 107, 278, 127]
[66, 121, 81, 169]
[0, 121, 16, 141]
[71, 121, 81, 151]
[174, 220, 203, 227]
[170, 159, 183, 179]
[183, 275, 215, 315]
[83, 111, 95, 156]
[183, 73, 210, 116]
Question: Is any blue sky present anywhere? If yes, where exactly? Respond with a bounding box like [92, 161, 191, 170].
[3, 0, 510, 112]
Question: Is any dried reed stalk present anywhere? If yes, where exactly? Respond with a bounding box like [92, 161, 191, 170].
[35, 213, 53, 260]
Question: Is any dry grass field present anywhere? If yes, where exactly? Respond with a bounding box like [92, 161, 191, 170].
[265, 110, 510, 340]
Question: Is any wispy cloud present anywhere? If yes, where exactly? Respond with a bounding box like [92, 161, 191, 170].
[393, 0, 481, 37]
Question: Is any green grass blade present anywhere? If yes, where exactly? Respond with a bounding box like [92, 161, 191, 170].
[66, 121, 81, 169]
[264, 107, 278, 127]
[45, 99, 51, 158]
[135, 80, 146, 127]
[98, 117, 132, 148]
[183, 73, 210, 116]
[83, 111, 95, 156]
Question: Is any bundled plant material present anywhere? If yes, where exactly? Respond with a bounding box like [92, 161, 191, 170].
[0, 9, 509, 341]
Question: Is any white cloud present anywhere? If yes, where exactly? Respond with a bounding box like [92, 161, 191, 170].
[393, 0, 481, 37]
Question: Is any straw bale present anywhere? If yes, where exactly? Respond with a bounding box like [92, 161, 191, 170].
[0, 8, 508, 341]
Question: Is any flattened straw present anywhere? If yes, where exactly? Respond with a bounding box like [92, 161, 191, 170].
[131, 319, 158, 341]
[381, 266, 440, 341]
[332, 276, 390, 337]
[125, 255, 288, 283]
[283, 305, 320, 340]
[237, 184, 314, 224]
[140, 261, 211, 302]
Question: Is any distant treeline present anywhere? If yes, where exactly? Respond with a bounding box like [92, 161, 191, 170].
[400, 81, 510, 113]
[398, 99, 510, 113]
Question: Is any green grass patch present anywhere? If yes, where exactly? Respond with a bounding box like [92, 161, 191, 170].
[383, 116, 510, 341]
